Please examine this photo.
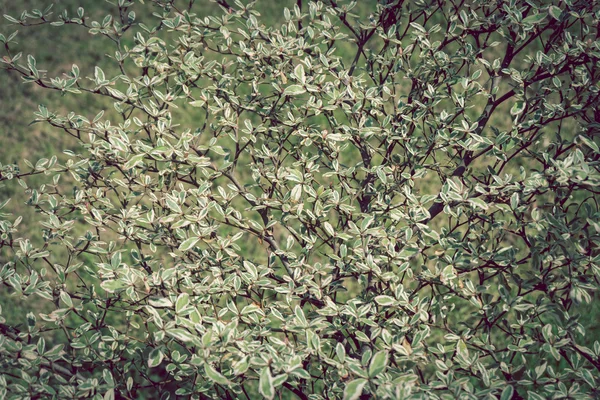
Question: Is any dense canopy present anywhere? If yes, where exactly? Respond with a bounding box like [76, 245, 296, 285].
[1, 0, 600, 399]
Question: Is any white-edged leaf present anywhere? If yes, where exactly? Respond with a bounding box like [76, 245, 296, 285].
[100, 280, 127, 293]
[294, 305, 307, 327]
[548, 6, 562, 20]
[522, 12, 546, 25]
[374, 295, 395, 306]
[204, 363, 231, 385]
[510, 100, 526, 116]
[343, 379, 367, 400]
[368, 350, 388, 377]
[259, 367, 275, 399]
[166, 328, 195, 342]
[468, 197, 489, 210]
[147, 347, 164, 368]
[94, 66, 106, 82]
[501, 385, 514, 400]
[179, 237, 199, 251]
[283, 84, 306, 96]
[294, 64, 305, 83]
[124, 154, 145, 170]
[103, 369, 114, 387]
[175, 293, 190, 313]
[165, 198, 182, 213]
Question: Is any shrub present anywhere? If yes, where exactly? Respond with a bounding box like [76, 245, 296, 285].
[1, 0, 600, 399]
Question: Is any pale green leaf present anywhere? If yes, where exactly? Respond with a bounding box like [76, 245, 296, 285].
[368, 350, 388, 377]
[343, 379, 367, 400]
[204, 363, 231, 386]
[179, 237, 199, 251]
[259, 367, 275, 399]
[166, 328, 195, 342]
[283, 84, 306, 96]
[175, 293, 190, 313]
[147, 347, 164, 368]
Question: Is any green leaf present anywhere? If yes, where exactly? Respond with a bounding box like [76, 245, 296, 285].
[272, 373, 288, 388]
[189, 99, 205, 107]
[175, 293, 190, 313]
[179, 237, 199, 251]
[95, 66, 106, 82]
[368, 350, 388, 377]
[468, 197, 489, 210]
[522, 12, 547, 25]
[283, 84, 306, 96]
[294, 305, 307, 327]
[166, 328, 196, 342]
[165, 198, 182, 214]
[457, 340, 469, 358]
[336, 342, 346, 363]
[100, 280, 127, 293]
[233, 356, 250, 375]
[510, 100, 525, 116]
[548, 6, 562, 20]
[294, 64, 305, 83]
[60, 291, 73, 308]
[124, 154, 145, 170]
[103, 370, 115, 387]
[501, 385, 514, 400]
[511, 192, 519, 209]
[343, 379, 367, 400]
[147, 347, 164, 368]
[204, 363, 231, 386]
[374, 295, 395, 306]
[287, 169, 304, 183]
[259, 367, 275, 399]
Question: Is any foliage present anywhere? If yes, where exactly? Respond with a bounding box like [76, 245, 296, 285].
[1, 0, 600, 399]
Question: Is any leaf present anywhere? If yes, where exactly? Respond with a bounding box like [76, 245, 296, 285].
[166, 328, 196, 342]
[60, 291, 73, 308]
[147, 347, 164, 368]
[511, 192, 520, 209]
[368, 350, 388, 377]
[233, 356, 249, 375]
[103, 370, 115, 387]
[409, 22, 426, 33]
[294, 305, 307, 327]
[100, 280, 127, 293]
[457, 339, 469, 358]
[294, 64, 305, 83]
[179, 237, 199, 251]
[522, 12, 547, 25]
[336, 342, 346, 363]
[148, 297, 172, 308]
[189, 100, 205, 107]
[104, 389, 115, 400]
[510, 101, 526, 116]
[272, 373, 288, 388]
[374, 295, 396, 306]
[124, 154, 145, 170]
[287, 169, 304, 183]
[468, 197, 489, 210]
[343, 379, 367, 400]
[175, 293, 189, 313]
[259, 367, 275, 399]
[283, 84, 306, 96]
[501, 385, 514, 400]
[94, 66, 106, 82]
[165, 198, 182, 213]
[548, 6, 562, 20]
[204, 363, 231, 386]
[323, 221, 335, 237]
